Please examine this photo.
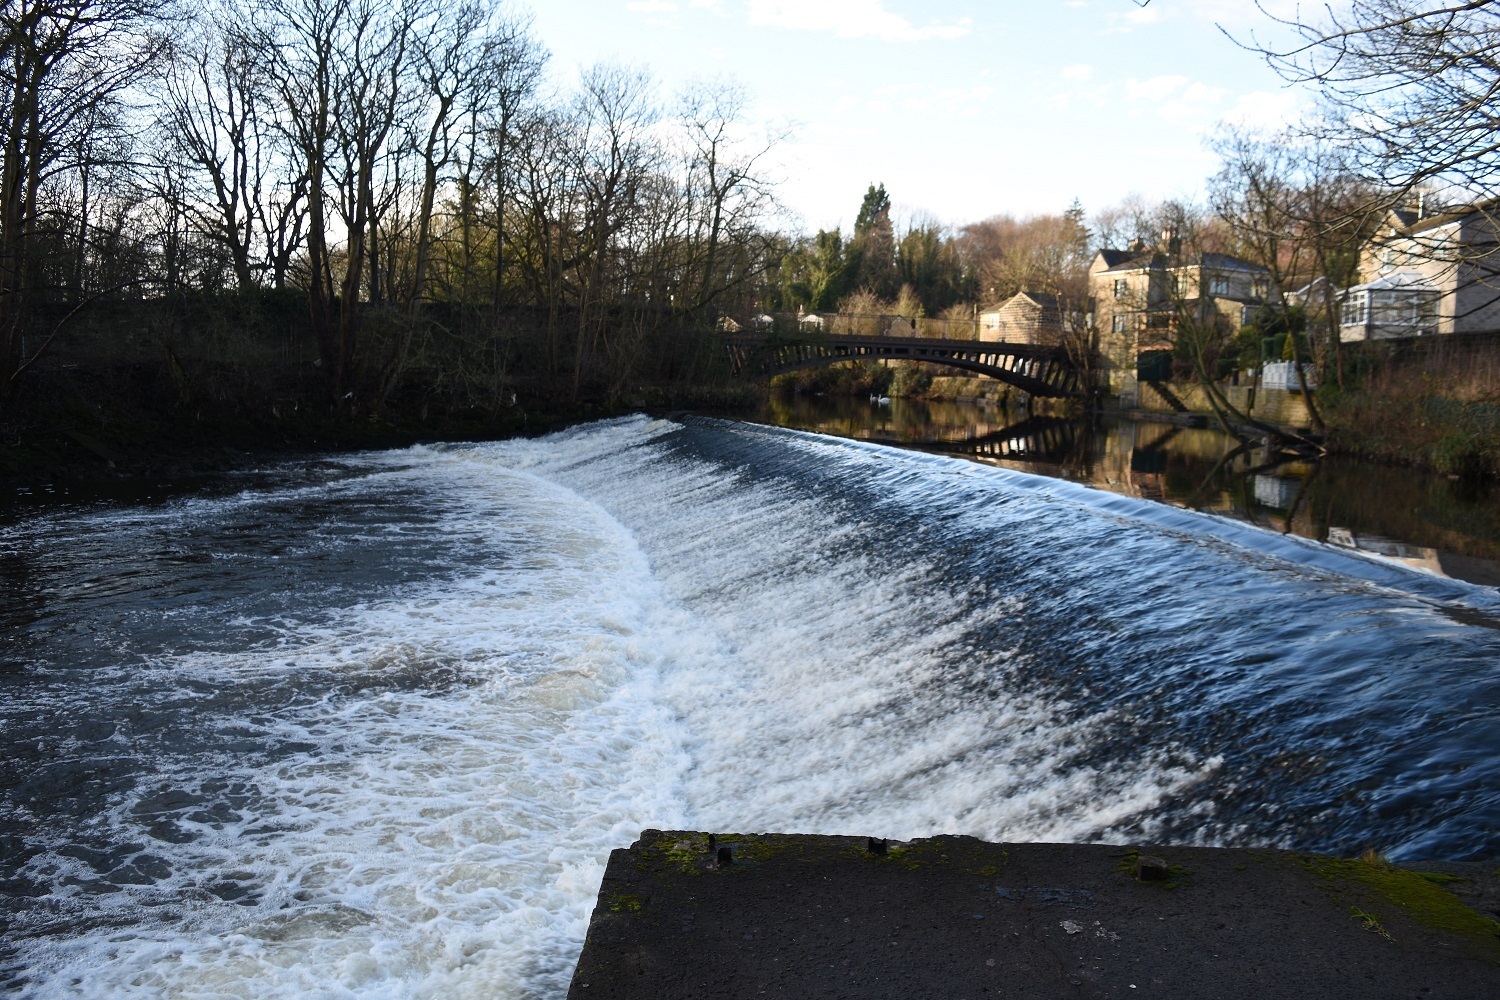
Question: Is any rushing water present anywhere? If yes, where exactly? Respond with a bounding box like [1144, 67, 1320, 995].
[755, 393, 1500, 586]
[3, 414, 1500, 998]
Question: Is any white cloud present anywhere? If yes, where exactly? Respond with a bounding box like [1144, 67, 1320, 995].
[1123, 74, 1190, 104]
[1115, 74, 1228, 124]
[1061, 63, 1093, 83]
[627, 0, 678, 11]
[1220, 88, 1304, 130]
[1159, 81, 1228, 122]
[743, 1, 971, 42]
[1187, 0, 1307, 30]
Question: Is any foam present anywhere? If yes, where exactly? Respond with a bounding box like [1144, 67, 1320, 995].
[18, 457, 697, 998]
[22, 413, 1478, 998]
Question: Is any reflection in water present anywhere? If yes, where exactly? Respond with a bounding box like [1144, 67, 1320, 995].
[752, 393, 1500, 587]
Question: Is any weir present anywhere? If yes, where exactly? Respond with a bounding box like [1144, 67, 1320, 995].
[568, 830, 1500, 998]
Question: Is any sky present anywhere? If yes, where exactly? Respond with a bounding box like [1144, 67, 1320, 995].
[528, 1, 1314, 233]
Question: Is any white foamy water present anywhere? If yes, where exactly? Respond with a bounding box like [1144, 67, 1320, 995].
[15, 416, 1231, 998]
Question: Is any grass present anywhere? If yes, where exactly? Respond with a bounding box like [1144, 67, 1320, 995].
[1302, 853, 1500, 957]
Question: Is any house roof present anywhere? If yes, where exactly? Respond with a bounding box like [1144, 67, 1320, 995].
[1100, 251, 1269, 274]
[1093, 249, 1135, 270]
[1388, 196, 1500, 236]
[1202, 253, 1270, 274]
[1389, 208, 1420, 230]
[1019, 291, 1060, 308]
[979, 291, 1062, 314]
[1343, 269, 1438, 294]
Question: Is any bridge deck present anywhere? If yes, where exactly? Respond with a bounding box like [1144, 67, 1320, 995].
[725, 334, 1084, 398]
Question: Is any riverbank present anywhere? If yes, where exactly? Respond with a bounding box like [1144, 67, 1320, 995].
[0, 292, 762, 490]
[571, 830, 1500, 998]
[0, 364, 760, 490]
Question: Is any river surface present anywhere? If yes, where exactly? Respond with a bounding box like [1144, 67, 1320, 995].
[4, 413, 1500, 997]
[754, 393, 1500, 587]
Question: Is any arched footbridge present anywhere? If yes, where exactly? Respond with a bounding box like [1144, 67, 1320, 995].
[724, 333, 1085, 398]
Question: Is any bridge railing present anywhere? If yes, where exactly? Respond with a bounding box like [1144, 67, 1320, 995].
[718, 310, 1066, 345]
[720, 311, 982, 340]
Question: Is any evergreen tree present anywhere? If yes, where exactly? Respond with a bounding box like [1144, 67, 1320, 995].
[854, 183, 891, 235]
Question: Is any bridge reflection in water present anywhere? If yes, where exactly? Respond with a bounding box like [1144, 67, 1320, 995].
[751, 393, 1500, 588]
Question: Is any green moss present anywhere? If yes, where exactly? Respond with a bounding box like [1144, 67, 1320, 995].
[1416, 871, 1466, 886]
[721, 836, 801, 864]
[1301, 857, 1500, 956]
[607, 892, 643, 913]
[1115, 849, 1191, 889]
[643, 834, 711, 875]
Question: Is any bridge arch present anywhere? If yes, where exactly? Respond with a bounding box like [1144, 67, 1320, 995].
[727, 334, 1083, 399]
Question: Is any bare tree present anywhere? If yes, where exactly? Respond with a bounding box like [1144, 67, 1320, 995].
[0, 0, 171, 407]
[158, 7, 309, 291]
[1244, 1, 1500, 212]
[675, 77, 782, 315]
[568, 62, 660, 399]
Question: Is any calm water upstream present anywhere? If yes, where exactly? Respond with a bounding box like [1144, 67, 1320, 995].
[3, 413, 1500, 997]
[753, 393, 1500, 587]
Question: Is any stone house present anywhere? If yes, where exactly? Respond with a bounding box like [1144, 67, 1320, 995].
[1342, 202, 1500, 340]
[978, 291, 1062, 345]
[1090, 245, 1270, 395]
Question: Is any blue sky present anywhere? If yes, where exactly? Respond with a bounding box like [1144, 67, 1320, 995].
[529, 1, 1311, 231]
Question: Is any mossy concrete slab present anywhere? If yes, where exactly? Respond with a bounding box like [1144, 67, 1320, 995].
[567, 831, 1500, 999]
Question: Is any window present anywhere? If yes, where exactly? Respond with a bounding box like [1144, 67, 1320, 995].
[1112, 313, 1130, 334]
[1340, 292, 1368, 328]
[1171, 274, 1185, 295]
[1113, 278, 1129, 299]
[1251, 278, 1268, 300]
[1370, 290, 1438, 330]
[1208, 274, 1230, 297]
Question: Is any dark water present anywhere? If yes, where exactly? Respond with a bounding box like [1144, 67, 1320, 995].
[752, 393, 1500, 586]
[3, 414, 1499, 997]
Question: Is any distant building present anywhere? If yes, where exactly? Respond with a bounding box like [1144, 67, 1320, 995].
[1338, 271, 1439, 341]
[1089, 240, 1270, 395]
[1343, 201, 1500, 340]
[978, 291, 1062, 345]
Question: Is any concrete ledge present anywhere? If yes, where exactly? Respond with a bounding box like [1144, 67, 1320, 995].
[568, 831, 1500, 999]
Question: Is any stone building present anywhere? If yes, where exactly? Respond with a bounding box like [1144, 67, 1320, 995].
[977, 291, 1062, 345]
[1343, 202, 1500, 340]
[1090, 244, 1270, 398]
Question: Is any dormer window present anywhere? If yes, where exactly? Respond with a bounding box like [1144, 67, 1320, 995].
[1252, 278, 1268, 299]
[1208, 275, 1230, 297]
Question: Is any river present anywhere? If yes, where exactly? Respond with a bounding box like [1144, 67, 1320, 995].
[3, 412, 1499, 997]
[753, 393, 1500, 587]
